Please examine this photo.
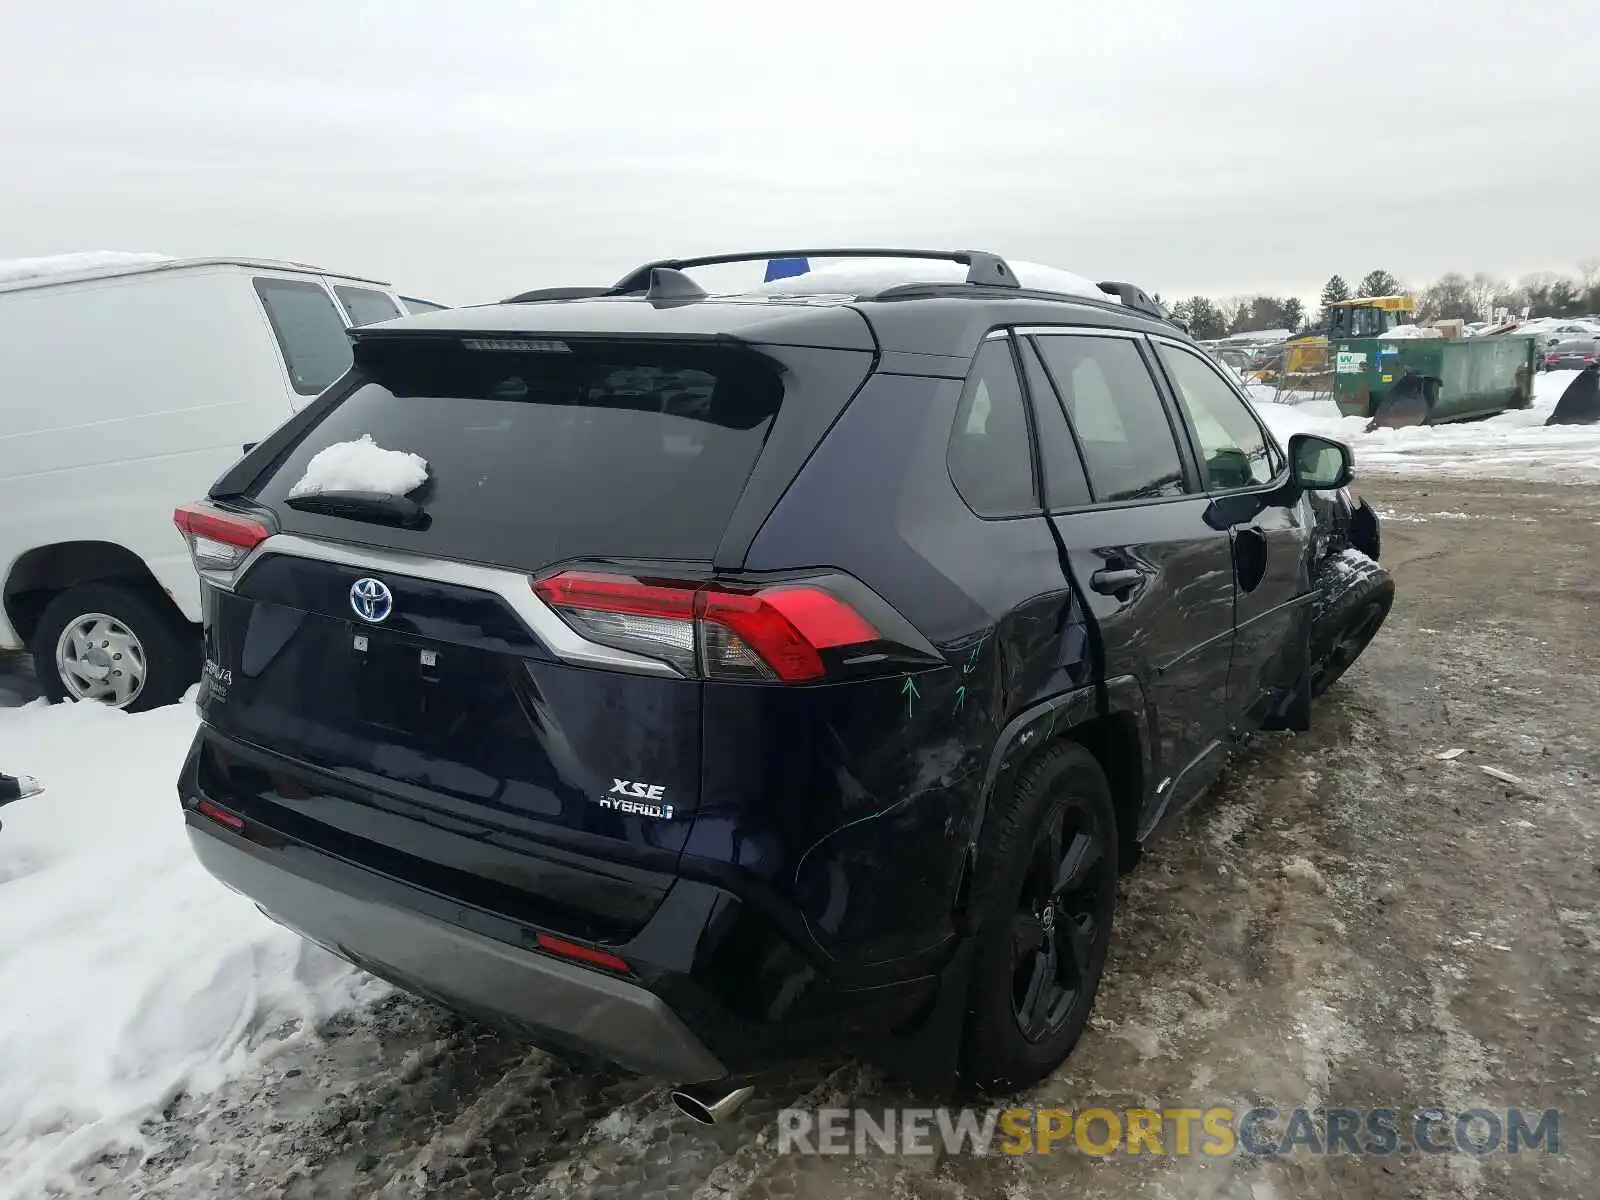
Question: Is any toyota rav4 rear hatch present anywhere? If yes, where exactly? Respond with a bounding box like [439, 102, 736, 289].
[184, 332, 801, 939]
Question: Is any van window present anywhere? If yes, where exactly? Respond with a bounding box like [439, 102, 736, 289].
[402, 296, 448, 314]
[254, 278, 353, 395]
[334, 286, 402, 327]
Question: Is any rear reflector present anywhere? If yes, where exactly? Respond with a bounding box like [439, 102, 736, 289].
[535, 932, 630, 974]
[195, 799, 245, 831]
[533, 572, 879, 682]
[174, 502, 270, 582]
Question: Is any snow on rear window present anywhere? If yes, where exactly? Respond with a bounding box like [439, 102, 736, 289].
[0, 251, 172, 285]
[287, 435, 429, 499]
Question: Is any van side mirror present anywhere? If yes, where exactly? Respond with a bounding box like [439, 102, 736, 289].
[1288, 433, 1354, 490]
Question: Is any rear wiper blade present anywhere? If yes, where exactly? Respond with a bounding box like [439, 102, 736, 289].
[284, 490, 429, 529]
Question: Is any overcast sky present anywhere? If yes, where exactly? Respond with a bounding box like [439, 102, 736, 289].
[3, 1, 1594, 306]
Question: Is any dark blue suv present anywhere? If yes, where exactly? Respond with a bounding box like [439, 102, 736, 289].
[175, 250, 1390, 1117]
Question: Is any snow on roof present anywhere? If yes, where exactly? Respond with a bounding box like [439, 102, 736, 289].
[0, 251, 174, 286]
[748, 257, 1115, 303]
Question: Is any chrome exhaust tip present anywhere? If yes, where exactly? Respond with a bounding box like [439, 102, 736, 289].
[670, 1083, 755, 1126]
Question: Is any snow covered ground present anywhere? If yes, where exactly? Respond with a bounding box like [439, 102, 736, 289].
[1247, 369, 1600, 483]
[0, 694, 385, 1198]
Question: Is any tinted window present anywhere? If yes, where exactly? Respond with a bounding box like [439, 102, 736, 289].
[1018, 339, 1092, 509]
[1034, 335, 1187, 503]
[947, 339, 1038, 518]
[1157, 343, 1278, 490]
[334, 286, 402, 327]
[254, 338, 783, 570]
[253, 278, 353, 395]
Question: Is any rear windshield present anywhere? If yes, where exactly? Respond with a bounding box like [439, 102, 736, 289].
[252, 337, 783, 570]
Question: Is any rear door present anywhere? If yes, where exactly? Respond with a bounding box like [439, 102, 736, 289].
[202, 336, 800, 917]
[1151, 338, 1312, 727]
[1024, 329, 1237, 826]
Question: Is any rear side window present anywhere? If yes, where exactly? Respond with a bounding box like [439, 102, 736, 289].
[1034, 335, 1187, 503]
[402, 296, 448, 314]
[1018, 339, 1092, 509]
[947, 339, 1038, 518]
[1156, 343, 1280, 491]
[254, 339, 783, 570]
[334, 286, 402, 327]
[253, 278, 353, 395]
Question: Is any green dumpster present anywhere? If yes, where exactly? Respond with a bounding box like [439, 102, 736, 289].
[1332, 334, 1538, 424]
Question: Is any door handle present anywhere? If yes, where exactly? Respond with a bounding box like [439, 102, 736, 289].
[1090, 568, 1147, 596]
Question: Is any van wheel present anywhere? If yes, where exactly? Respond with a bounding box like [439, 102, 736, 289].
[32, 583, 197, 712]
[961, 742, 1118, 1092]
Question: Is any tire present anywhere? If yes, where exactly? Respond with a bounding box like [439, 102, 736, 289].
[31, 582, 198, 712]
[961, 742, 1119, 1093]
[1308, 551, 1395, 699]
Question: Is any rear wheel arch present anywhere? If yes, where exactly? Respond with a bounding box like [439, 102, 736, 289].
[958, 679, 1153, 925]
[4, 540, 188, 645]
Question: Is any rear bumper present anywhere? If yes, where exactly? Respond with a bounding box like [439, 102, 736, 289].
[187, 821, 727, 1083]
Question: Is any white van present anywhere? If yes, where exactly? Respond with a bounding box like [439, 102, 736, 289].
[0, 254, 442, 709]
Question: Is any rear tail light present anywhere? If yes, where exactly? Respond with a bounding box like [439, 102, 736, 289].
[174, 502, 270, 585]
[533, 571, 880, 682]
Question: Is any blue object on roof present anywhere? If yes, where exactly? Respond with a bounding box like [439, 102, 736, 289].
[763, 257, 811, 283]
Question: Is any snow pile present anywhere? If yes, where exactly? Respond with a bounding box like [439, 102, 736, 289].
[751, 257, 1112, 302]
[287, 434, 428, 499]
[1379, 324, 1442, 340]
[0, 252, 173, 286]
[0, 696, 384, 1195]
[1248, 370, 1600, 483]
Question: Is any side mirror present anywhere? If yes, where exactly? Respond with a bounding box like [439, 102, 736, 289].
[1287, 433, 1354, 490]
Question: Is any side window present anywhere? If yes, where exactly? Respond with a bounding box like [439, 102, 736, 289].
[334, 285, 402, 327]
[1018, 339, 1093, 509]
[947, 339, 1038, 518]
[1157, 344, 1279, 490]
[1034, 335, 1188, 503]
[253, 278, 353, 396]
[402, 296, 448, 314]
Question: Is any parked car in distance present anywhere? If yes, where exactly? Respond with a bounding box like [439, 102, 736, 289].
[1545, 339, 1600, 372]
[0, 254, 419, 710]
[176, 249, 1392, 1118]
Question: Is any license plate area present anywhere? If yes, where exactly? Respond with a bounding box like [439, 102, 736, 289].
[350, 625, 446, 737]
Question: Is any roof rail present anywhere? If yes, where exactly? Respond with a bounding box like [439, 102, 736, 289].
[502, 286, 615, 303]
[1096, 281, 1166, 322]
[609, 249, 1021, 294]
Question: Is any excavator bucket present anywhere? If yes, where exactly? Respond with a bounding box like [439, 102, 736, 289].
[1546, 365, 1600, 426]
[1365, 375, 1431, 431]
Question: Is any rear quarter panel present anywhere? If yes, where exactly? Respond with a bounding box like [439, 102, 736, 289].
[705, 372, 1094, 969]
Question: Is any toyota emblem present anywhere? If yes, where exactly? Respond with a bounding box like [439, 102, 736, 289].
[349, 577, 393, 623]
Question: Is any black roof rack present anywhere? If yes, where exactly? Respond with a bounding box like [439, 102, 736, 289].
[503, 251, 1179, 329]
[609, 248, 1021, 294]
[1096, 281, 1166, 322]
